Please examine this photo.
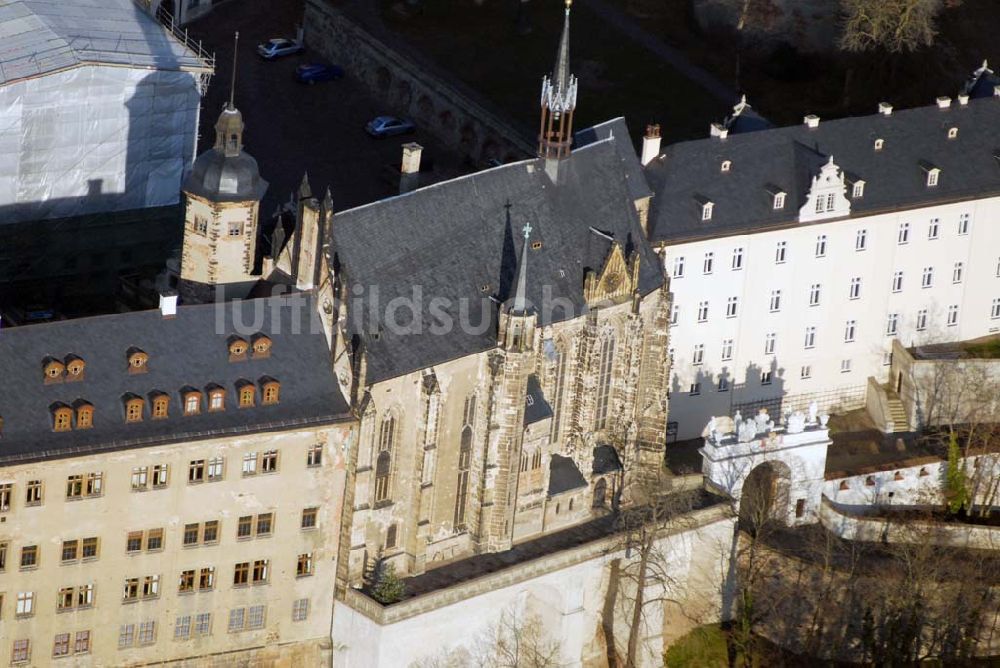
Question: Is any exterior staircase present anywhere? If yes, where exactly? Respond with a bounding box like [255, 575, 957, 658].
[885, 389, 909, 433]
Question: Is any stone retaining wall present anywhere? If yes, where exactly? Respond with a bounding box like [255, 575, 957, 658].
[303, 0, 534, 165]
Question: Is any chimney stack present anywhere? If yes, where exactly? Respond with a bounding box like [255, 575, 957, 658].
[159, 292, 178, 319]
[400, 142, 423, 194]
[878, 102, 893, 116]
[709, 122, 728, 140]
[936, 96, 952, 109]
[803, 114, 820, 128]
[641, 124, 661, 166]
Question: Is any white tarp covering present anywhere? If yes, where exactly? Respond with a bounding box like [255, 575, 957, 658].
[0, 64, 201, 224]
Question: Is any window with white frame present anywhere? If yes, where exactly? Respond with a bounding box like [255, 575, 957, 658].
[856, 229, 867, 251]
[992, 299, 1000, 319]
[921, 267, 933, 288]
[928, 218, 939, 239]
[959, 213, 970, 235]
[717, 376, 729, 392]
[898, 222, 910, 244]
[701, 202, 714, 221]
[815, 235, 827, 257]
[947, 304, 959, 326]
[292, 598, 310, 622]
[927, 168, 939, 187]
[844, 320, 856, 343]
[849, 277, 861, 300]
[883, 351, 893, 366]
[804, 326, 816, 349]
[764, 333, 776, 355]
[672, 256, 684, 278]
[692, 344, 704, 365]
[953, 262, 964, 284]
[892, 271, 903, 293]
[809, 283, 821, 306]
[697, 301, 708, 322]
[801, 365, 812, 379]
[886, 313, 899, 336]
[841, 359, 852, 373]
[670, 304, 679, 325]
[775, 241, 787, 264]
[916, 309, 928, 331]
[769, 290, 781, 312]
[760, 371, 773, 385]
[726, 297, 738, 317]
[721, 339, 733, 361]
[689, 383, 701, 396]
[852, 181, 865, 198]
[703, 252, 714, 274]
[773, 192, 785, 209]
[730, 247, 744, 270]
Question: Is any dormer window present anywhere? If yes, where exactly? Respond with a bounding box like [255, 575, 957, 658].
[260, 378, 280, 406]
[43, 358, 65, 384]
[127, 348, 149, 374]
[852, 180, 866, 198]
[52, 403, 73, 432]
[150, 393, 169, 420]
[65, 356, 85, 381]
[237, 381, 255, 408]
[720, 160, 731, 173]
[75, 401, 94, 430]
[922, 164, 941, 187]
[207, 385, 226, 412]
[874, 138, 884, 151]
[948, 127, 958, 139]
[252, 334, 272, 359]
[228, 337, 248, 361]
[124, 395, 144, 423]
[773, 192, 786, 210]
[182, 389, 201, 416]
[701, 201, 714, 221]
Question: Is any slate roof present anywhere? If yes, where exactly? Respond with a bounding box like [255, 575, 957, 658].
[0, 0, 210, 86]
[0, 295, 349, 465]
[592, 444, 622, 475]
[574, 117, 652, 203]
[548, 453, 587, 496]
[645, 96, 1000, 244]
[524, 375, 552, 426]
[330, 128, 664, 384]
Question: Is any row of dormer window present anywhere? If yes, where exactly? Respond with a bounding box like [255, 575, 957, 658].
[49, 379, 281, 431]
[41, 335, 273, 384]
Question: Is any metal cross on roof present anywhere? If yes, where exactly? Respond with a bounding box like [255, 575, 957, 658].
[522, 222, 533, 240]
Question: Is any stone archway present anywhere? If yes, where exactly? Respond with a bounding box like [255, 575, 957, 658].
[738, 460, 791, 536]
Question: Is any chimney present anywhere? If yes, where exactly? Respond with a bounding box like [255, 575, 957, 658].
[936, 96, 952, 109]
[709, 122, 728, 139]
[803, 114, 820, 128]
[400, 142, 422, 194]
[958, 93, 970, 106]
[641, 124, 661, 166]
[878, 102, 893, 116]
[159, 292, 178, 319]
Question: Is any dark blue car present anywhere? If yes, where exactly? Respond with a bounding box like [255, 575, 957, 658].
[295, 63, 345, 84]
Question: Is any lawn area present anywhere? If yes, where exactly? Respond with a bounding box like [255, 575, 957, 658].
[665, 625, 730, 668]
[377, 0, 723, 147]
[963, 337, 1000, 359]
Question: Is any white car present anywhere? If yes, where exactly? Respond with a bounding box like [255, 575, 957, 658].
[256, 38, 303, 60]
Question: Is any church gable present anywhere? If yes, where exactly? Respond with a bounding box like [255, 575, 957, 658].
[583, 239, 640, 307]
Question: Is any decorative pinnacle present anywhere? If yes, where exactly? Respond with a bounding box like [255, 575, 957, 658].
[228, 32, 239, 110]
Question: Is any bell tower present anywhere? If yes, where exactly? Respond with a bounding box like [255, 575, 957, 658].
[179, 32, 268, 303]
[538, 0, 577, 162]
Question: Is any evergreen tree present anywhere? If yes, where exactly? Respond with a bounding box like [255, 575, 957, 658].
[944, 432, 969, 515]
[365, 557, 406, 605]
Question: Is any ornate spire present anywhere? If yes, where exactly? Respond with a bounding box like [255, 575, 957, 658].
[214, 32, 244, 158]
[538, 1, 577, 161]
[299, 172, 312, 200]
[511, 221, 533, 315]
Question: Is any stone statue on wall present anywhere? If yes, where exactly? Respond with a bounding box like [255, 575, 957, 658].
[808, 401, 819, 424]
[737, 419, 758, 443]
[786, 411, 806, 434]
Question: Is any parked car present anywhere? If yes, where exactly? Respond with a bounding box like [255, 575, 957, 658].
[295, 63, 345, 84]
[365, 116, 416, 138]
[256, 38, 304, 60]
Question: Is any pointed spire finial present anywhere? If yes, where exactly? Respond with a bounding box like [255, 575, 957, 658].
[299, 172, 312, 200]
[511, 218, 533, 315]
[229, 32, 239, 110]
[323, 186, 333, 208]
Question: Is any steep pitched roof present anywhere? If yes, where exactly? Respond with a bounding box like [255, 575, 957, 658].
[524, 375, 552, 426]
[574, 117, 652, 203]
[0, 0, 210, 86]
[0, 295, 349, 464]
[548, 453, 587, 496]
[330, 128, 664, 384]
[645, 96, 1000, 244]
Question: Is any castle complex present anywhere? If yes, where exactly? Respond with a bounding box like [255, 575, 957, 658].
[3, 0, 1000, 665]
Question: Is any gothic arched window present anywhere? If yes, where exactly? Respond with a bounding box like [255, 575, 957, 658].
[374, 414, 397, 503]
[595, 334, 616, 430]
[454, 396, 476, 529]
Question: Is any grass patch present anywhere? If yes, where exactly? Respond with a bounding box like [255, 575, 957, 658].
[665, 625, 730, 668]
[963, 338, 1000, 359]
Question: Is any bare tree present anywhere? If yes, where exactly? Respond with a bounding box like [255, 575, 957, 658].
[839, 0, 960, 53]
